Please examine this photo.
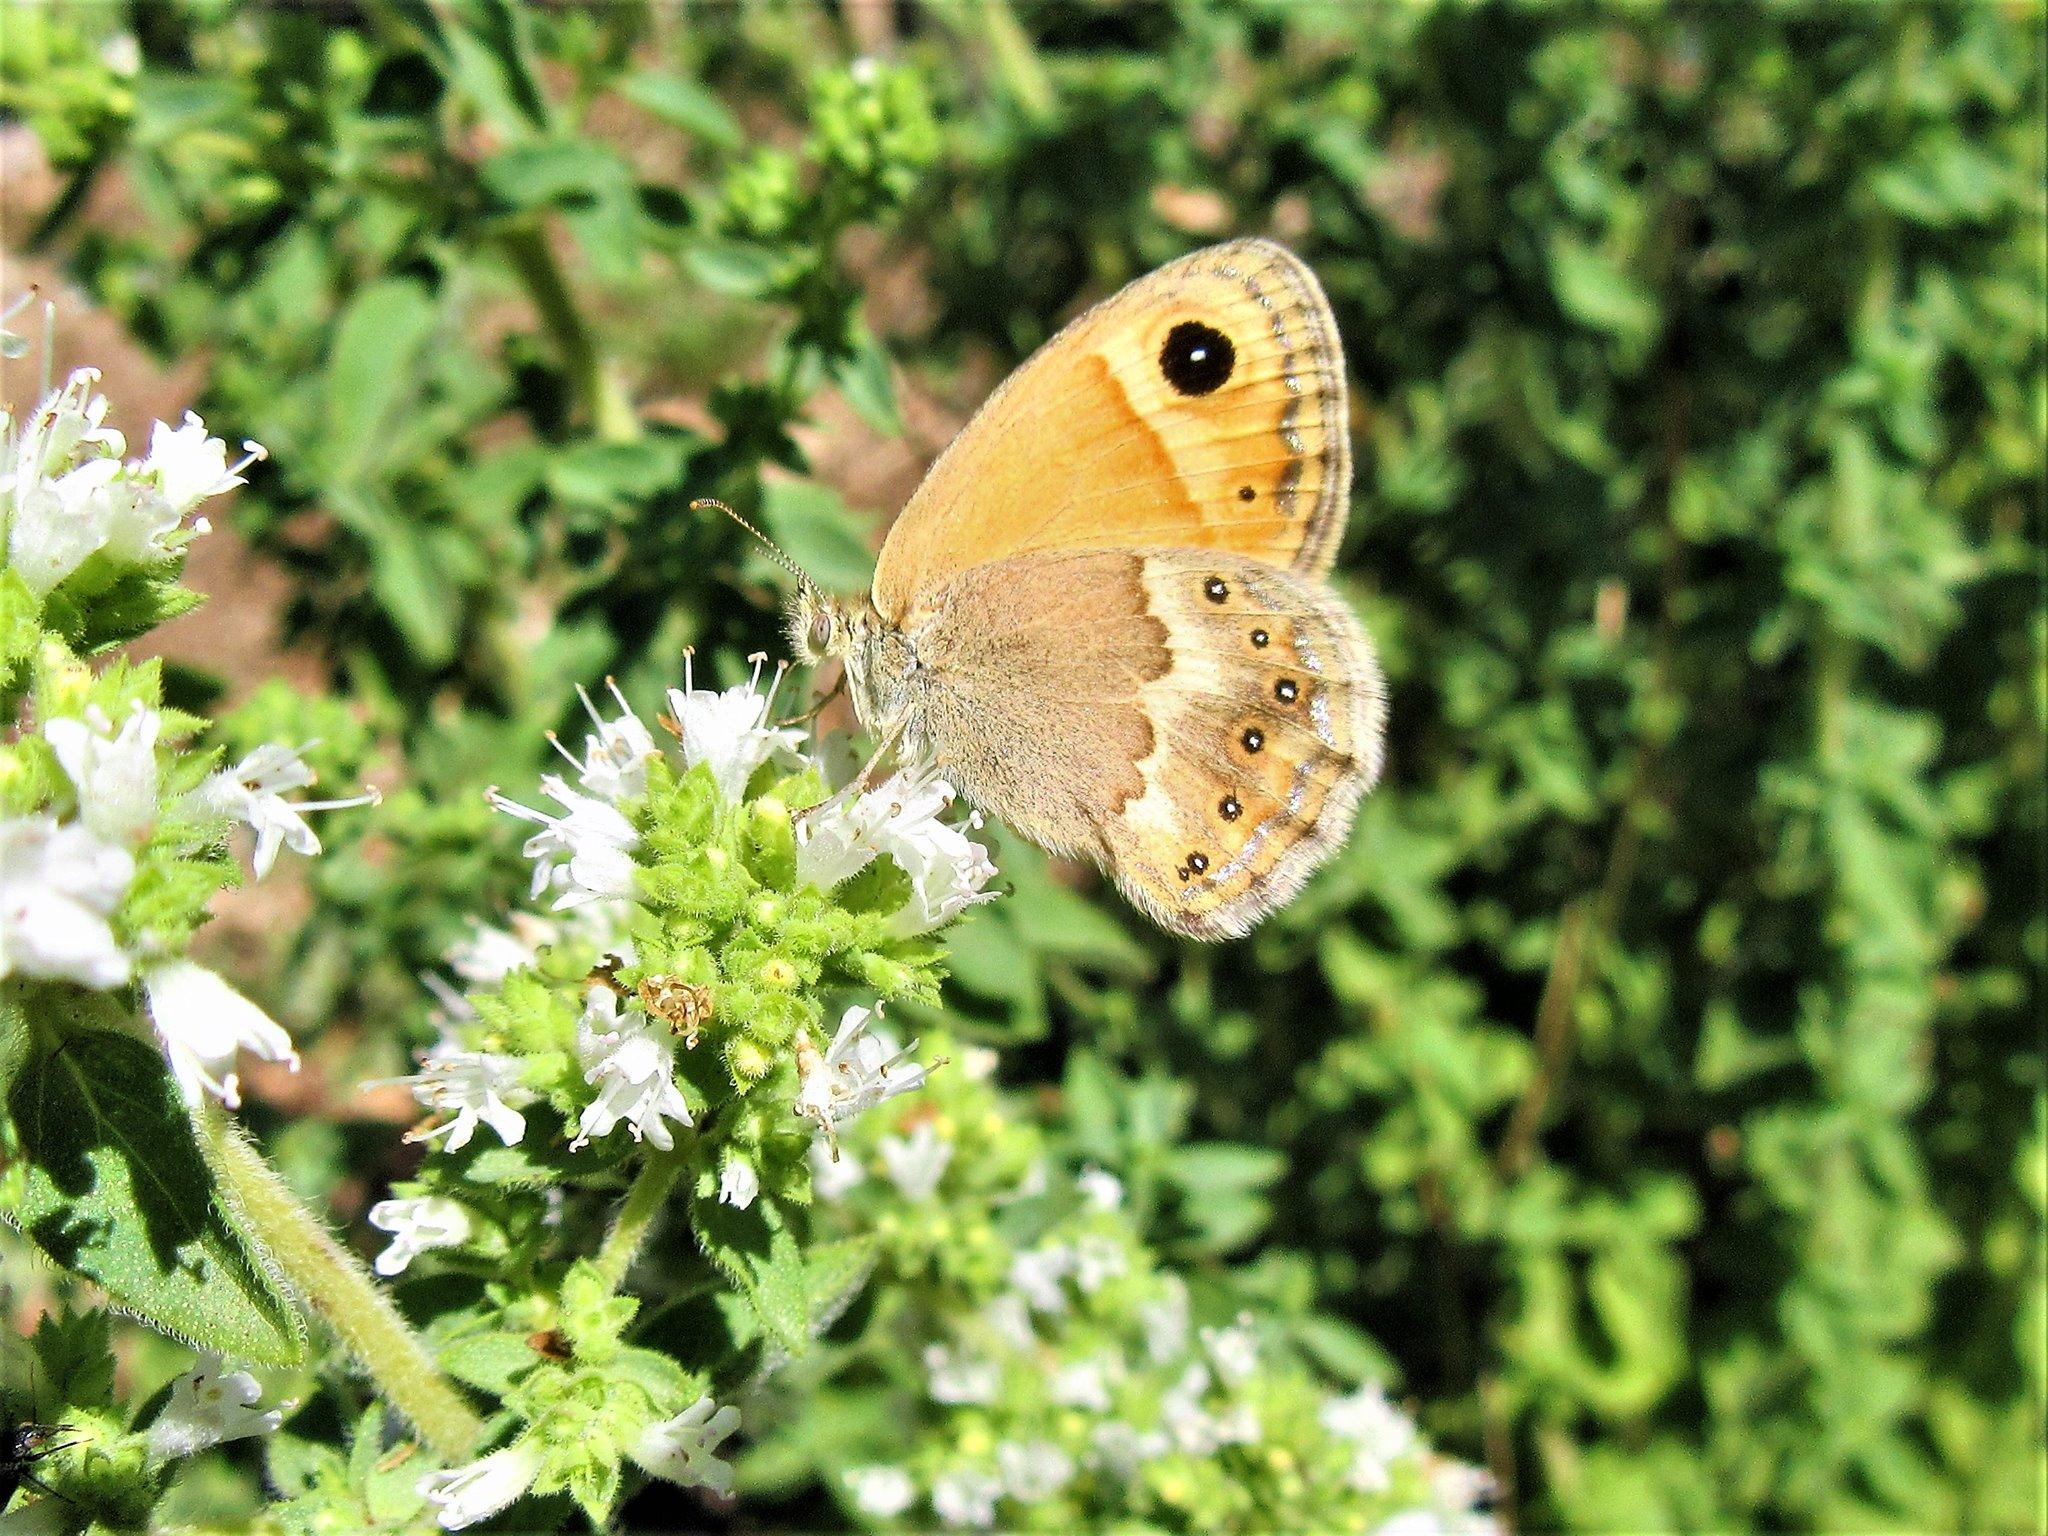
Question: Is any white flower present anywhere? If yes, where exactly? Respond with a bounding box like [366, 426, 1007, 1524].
[1140, 1275, 1191, 1363]
[417, 1441, 542, 1531]
[795, 1004, 929, 1140]
[367, 1196, 473, 1277]
[845, 1465, 916, 1518]
[92, 472, 183, 570]
[200, 742, 376, 877]
[145, 1358, 285, 1462]
[1429, 1458, 1499, 1514]
[930, 1468, 1003, 1529]
[1, 372, 257, 598]
[44, 702, 160, 846]
[996, 1440, 1074, 1503]
[145, 411, 254, 514]
[445, 920, 547, 985]
[809, 1139, 866, 1200]
[1371, 1515, 1451, 1536]
[1051, 1359, 1114, 1412]
[1073, 1235, 1128, 1294]
[719, 1154, 760, 1211]
[3, 368, 122, 596]
[145, 962, 299, 1108]
[1089, 1420, 1170, 1478]
[1159, 1363, 1259, 1455]
[488, 775, 638, 909]
[631, 1395, 741, 1494]
[386, 1045, 534, 1152]
[1076, 1165, 1125, 1211]
[923, 1344, 1000, 1406]
[878, 1120, 954, 1200]
[667, 650, 803, 801]
[550, 680, 658, 806]
[1199, 1314, 1260, 1386]
[794, 762, 996, 935]
[982, 1292, 1036, 1352]
[1321, 1382, 1419, 1493]
[1008, 1245, 1074, 1315]
[0, 814, 134, 988]
[572, 986, 694, 1151]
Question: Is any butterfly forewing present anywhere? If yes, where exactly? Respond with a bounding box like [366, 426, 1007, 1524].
[872, 239, 1350, 621]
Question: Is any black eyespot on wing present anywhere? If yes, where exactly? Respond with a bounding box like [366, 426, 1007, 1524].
[1187, 851, 1209, 875]
[1204, 577, 1229, 603]
[1219, 795, 1242, 821]
[1160, 321, 1235, 396]
[1250, 628, 1270, 649]
[1241, 727, 1264, 753]
[1238, 485, 1257, 503]
[1275, 678, 1299, 703]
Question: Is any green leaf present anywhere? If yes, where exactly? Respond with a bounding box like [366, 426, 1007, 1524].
[439, 1329, 543, 1394]
[689, 1188, 811, 1354]
[546, 437, 690, 511]
[319, 279, 439, 485]
[827, 330, 902, 436]
[618, 71, 741, 147]
[0, 567, 41, 691]
[426, 0, 551, 135]
[685, 239, 785, 298]
[4, 1027, 302, 1364]
[1547, 235, 1659, 355]
[1168, 1142, 1286, 1195]
[479, 139, 632, 211]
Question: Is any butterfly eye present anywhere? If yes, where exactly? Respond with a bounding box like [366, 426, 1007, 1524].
[809, 611, 833, 654]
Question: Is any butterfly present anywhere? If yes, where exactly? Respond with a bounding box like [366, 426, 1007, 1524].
[709, 238, 1384, 939]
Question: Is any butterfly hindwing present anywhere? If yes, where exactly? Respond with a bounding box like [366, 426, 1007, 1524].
[871, 239, 1350, 622]
[896, 548, 1383, 939]
[1102, 550, 1383, 938]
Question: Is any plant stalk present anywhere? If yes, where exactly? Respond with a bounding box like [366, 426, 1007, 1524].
[592, 1150, 685, 1290]
[197, 1105, 484, 1459]
[497, 221, 640, 444]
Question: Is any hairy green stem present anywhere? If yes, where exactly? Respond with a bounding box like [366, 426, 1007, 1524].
[497, 221, 640, 444]
[197, 1106, 484, 1459]
[593, 1151, 685, 1290]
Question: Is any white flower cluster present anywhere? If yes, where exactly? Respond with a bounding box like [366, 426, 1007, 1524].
[795, 762, 999, 936]
[463, 655, 985, 1176]
[1, 339, 379, 1109]
[0, 704, 372, 1105]
[1, 350, 263, 599]
[843, 1174, 1501, 1535]
[487, 655, 805, 913]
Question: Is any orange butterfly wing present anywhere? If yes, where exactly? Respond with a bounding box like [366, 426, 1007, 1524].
[870, 239, 1351, 622]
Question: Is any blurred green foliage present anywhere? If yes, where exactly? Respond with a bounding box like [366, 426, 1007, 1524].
[5, 0, 2040, 1530]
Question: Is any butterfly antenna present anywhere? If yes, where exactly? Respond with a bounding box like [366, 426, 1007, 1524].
[691, 498, 814, 592]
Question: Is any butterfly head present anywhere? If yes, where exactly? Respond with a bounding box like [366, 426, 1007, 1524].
[787, 584, 911, 736]
[788, 582, 857, 668]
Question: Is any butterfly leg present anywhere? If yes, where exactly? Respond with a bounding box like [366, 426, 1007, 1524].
[794, 718, 906, 827]
[842, 718, 907, 798]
